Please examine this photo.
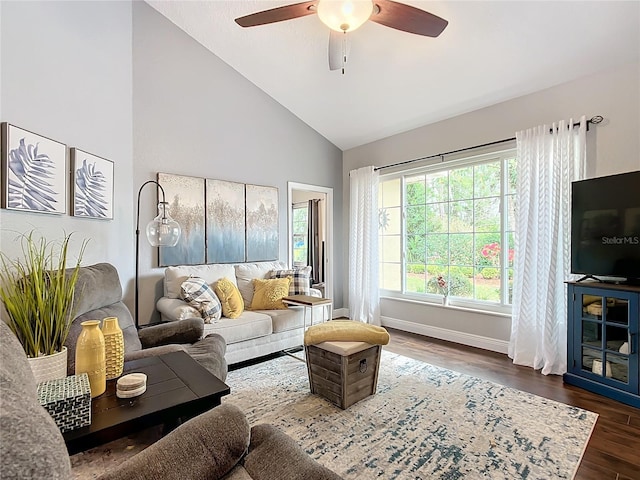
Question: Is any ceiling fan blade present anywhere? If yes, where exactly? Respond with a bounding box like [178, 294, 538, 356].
[235, 1, 317, 28]
[328, 30, 346, 71]
[371, 0, 448, 37]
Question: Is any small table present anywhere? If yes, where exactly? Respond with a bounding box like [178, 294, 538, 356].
[63, 351, 229, 455]
[283, 294, 333, 329]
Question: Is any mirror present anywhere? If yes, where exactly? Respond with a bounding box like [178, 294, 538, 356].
[288, 182, 333, 301]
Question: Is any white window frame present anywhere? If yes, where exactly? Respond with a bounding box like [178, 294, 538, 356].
[379, 148, 516, 315]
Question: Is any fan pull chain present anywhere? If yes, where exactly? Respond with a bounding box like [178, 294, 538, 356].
[342, 31, 347, 75]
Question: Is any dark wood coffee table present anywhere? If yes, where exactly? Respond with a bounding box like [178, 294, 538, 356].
[63, 351, 230, 455]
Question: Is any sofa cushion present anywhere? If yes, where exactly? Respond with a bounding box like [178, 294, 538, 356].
[164, 264, 236, 299]
[71, 262, 124, 318]
[215, 278, 245, 319]
[180, 277, 222, 323]
[258, 308, 305, 333]
[203, 312, 273, 345]
[235, 261, 287, 306]
[270, 266, 311, 296]
[250, 277, 291, 310]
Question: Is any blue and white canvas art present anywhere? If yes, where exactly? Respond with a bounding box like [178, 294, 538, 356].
[206, 179, 245, 263]
[245, 184, 279, 262]
[2, 123, 66, 214]
[157, 173, 206, 266]
[71, 148, 114, 219]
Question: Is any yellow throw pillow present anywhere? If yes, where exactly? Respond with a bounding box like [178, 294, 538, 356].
[214, 277, 244, 319]
[250, 277, 292, 310]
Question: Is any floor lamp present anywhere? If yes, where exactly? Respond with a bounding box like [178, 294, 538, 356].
[135, 180, 181, 329]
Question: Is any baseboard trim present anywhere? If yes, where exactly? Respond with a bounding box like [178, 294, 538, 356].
[381, 316, 509, 354]
[332, 307, 349, 319]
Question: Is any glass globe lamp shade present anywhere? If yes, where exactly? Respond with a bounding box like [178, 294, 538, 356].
[146, 202, 181, 247]
[317, 0, 373, 33]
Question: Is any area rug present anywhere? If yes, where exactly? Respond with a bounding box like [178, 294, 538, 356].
[223, 351, 597, 480]
[71, 351, 597, 479]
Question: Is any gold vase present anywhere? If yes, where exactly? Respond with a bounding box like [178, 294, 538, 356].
[101, 316, 124, 380]
[75, 320, 106, 398]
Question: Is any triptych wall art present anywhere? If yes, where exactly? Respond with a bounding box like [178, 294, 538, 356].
[0, 123, 114, 219]
[157, 172, 278, 267]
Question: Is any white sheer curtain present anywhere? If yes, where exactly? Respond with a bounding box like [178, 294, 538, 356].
[349, 166, 380, 325]
[509, 116, 587, 375]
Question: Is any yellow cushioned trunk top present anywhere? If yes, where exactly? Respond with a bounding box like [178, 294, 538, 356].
[304, 320, 389, 346]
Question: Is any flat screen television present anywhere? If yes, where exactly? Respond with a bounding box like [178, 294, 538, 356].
[571, 170, 640, 283]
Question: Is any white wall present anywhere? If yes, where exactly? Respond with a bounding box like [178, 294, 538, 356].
[0, 2, 134, 299]
[132, 3, 343, 324]
[1, 1, 343, 328]
[343, 62, 640, 351]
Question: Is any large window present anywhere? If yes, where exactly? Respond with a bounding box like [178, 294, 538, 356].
[379, 149, 517, 312]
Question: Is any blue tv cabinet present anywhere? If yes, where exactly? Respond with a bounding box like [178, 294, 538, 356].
[564, 281, 640, 408]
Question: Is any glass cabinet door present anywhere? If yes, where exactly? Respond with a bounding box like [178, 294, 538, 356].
[575, 288, 637, 392]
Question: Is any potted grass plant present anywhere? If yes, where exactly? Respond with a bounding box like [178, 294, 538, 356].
[0, 231, 87, 383]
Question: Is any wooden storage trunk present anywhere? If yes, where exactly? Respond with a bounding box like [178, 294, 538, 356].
[305, 342, 381, 409]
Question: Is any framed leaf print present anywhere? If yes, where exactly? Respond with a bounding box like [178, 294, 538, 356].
[71, 148, 114, 219]
[1, 123, 67, 214]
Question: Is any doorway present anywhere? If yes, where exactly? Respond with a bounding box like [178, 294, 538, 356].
[287, 182, 333, 304]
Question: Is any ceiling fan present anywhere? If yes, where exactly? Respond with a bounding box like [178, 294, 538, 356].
[235, 0, 448, 73]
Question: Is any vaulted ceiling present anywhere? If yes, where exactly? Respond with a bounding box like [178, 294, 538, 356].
[147, 1, 640, 150]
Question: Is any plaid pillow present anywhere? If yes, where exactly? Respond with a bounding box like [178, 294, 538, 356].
[180, 276, 222, 323]
[270, 266, 311, 296]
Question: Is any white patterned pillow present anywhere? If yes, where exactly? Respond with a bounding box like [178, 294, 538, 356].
[180, 277, 222, 323]
[270, 266, 312, 296]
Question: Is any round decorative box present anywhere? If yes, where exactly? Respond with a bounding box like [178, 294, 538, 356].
[116, 373, 147, 399]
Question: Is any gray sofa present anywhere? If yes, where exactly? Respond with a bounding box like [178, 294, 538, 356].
[156, 262, 327, 365]
[66, 263, 227, 381]
[0, 320, 342, 480]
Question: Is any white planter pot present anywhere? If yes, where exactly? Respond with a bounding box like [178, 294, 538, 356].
[27, 347, 68, 384]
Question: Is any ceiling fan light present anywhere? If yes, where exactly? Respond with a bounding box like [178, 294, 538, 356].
[317, 0, 373, 33]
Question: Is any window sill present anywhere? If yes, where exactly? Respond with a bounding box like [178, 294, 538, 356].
[380, 294, 512, 318]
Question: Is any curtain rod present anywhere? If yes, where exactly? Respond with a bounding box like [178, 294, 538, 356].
[374, 115, 603, 172]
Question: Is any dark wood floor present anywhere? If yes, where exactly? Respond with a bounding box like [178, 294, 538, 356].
[384, 328, 640, 480]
